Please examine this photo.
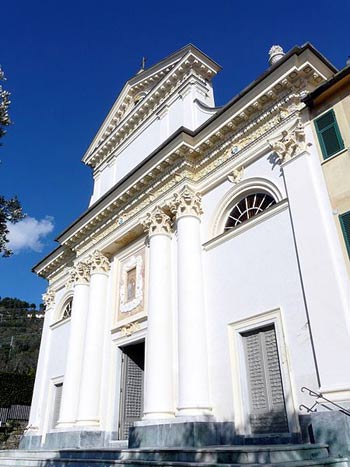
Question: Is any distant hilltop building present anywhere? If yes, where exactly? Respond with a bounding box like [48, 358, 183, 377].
[20, 43, 350, 457]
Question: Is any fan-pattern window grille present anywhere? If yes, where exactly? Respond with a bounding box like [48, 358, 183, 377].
[224, 193, 276, 231]
[61, 298, 73, 320]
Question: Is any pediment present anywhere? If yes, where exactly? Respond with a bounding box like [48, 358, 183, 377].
[82, 44, 221, 167]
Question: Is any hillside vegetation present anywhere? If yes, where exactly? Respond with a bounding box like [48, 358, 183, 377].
[0, 297, 44, 406]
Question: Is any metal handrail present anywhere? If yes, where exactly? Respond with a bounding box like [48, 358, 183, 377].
[299, 386, 350, 417]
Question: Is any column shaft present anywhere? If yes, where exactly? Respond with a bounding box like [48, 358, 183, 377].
[170, 186, 211, 416]
[142, 207, 174, 419]
[58, 264, 90, 425]
[77, 251, 110, 425]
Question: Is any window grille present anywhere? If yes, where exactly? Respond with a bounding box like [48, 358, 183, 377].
[61, 298, 73, 320]
[224, 193, 276, 231]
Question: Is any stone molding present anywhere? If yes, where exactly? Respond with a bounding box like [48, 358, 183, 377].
[141, 206, 172, 237]
[88, 250, 111, 274]
[38, 66, 328, 277]
[169, 185, 203, 219]
[121, 321, 141, 337]
[42, 289, 55, 309]
[268, 119, 310, 163]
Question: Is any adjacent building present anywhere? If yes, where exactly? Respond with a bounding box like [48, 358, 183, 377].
[23, 43, 350, 453]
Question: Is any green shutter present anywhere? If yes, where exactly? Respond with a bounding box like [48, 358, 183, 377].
[339, 211, 350, 259]
[315, 110, 344, 160]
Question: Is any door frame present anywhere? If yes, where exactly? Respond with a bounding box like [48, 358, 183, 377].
[228, 308, 299, 436]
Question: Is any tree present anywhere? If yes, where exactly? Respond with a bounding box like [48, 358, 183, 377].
[0, 65, 24, 257]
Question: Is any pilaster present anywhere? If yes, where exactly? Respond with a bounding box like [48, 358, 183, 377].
[270, 120, 350, 397]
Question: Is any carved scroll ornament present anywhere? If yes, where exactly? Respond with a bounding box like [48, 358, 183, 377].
[169, 185, 203, 219]
[141, 206, 172, 237]
[268, 119, 310, 163]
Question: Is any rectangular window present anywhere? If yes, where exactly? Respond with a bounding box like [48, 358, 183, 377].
[52, 382, 63, 427]
[340, 211, 350, 259]
[315, 110, 344, 160]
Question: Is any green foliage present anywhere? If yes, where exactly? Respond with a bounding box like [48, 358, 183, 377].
[0, 296, 43, 374]
[0, 66, 25, 257]
[0, 373, 35, 407]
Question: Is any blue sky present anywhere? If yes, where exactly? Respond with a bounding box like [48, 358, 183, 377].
[1, 0, 349, 306]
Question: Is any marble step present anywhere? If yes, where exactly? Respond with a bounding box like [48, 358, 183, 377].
[0, 444, 348, 467]
[0, 457, 348, 467]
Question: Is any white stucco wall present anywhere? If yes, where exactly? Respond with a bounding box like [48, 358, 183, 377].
[89, 80, 216, 206]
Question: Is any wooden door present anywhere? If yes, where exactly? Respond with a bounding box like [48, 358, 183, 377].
[243, 325, 288, 434]
[119, 342, 144, 439]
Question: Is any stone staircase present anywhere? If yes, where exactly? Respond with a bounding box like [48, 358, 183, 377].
[0, 444, 348, 467]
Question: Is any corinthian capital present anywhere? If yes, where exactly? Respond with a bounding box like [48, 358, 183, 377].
[74, 262, 90, 285]
[169, 185, 203, 219]
[141, 206, 172, 237]
[268, 119, 309, 163]
[42, 289, 55, 309]
[88, 250, 110, 274]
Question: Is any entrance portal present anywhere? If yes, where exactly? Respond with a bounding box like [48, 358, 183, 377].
[242, 325, 289, 434]
[118, 341, 145, 440]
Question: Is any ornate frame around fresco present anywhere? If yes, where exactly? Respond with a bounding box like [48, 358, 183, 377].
[117, 247, 145, 322]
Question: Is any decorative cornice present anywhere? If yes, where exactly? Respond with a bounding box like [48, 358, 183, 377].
[86, 55, 216, 169]
[141, 206, 172, 237]
[42, 290, 55, 309]
[268, 119, 310, 163]
[169, 185, 203, 219]
[36, 63, 330, 277]
[88, 250, 111, 274]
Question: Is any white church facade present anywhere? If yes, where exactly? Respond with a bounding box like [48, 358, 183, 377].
[23, 43, 350, 451]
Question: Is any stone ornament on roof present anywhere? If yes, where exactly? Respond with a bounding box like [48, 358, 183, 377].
[141, 206, 172, 237]
[268, 119, 310, 163]
[42, 289, 55, 309]
[169, 185, 203, 219]
[269, 45, 285, 65]
[88, 250, 111, 274]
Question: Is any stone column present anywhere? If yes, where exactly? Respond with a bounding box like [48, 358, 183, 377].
[27, 289, 55, 430]
[170, 186, 212, 416]
[142, 207, 175, 419]
[57, 263, 90, 426]
[77, 251, 110, 425]
[270, 120, 350, 396]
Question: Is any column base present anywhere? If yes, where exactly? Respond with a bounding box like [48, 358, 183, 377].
[75, 419, 100, 427]
[129, 421, 236, 448]
[176, 407, 213, 417]
[143, 411, 175, 420]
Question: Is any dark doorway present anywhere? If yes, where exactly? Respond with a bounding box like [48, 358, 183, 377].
[118, 341, 145, 439]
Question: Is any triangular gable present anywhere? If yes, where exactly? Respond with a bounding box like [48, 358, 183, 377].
[82, 44, 221, 166]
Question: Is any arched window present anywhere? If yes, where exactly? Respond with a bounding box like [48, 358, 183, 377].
[224, 192, 276, 231]
[60, 297, 73, 320]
